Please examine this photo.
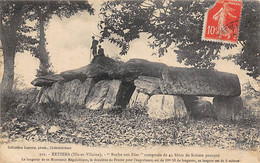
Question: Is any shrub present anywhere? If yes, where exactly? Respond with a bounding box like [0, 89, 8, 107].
[241, 81, 260, 121]
[0, 88, 38, 124]
[1, 90, 22, 123]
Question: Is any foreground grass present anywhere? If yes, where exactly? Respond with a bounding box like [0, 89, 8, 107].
[1, 107, 260, 151]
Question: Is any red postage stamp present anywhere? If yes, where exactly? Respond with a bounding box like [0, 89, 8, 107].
[202, 0, 242, 43]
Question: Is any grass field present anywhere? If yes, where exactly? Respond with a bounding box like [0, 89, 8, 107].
[1, 106, 259, 151]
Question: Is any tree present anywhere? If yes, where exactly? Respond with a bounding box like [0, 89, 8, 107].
[99, 0, 260, 78]
[0, 1, 94, 92]
[223, 1, 260, 78]
[31, 1, 94, 76]
[0, 1, 37, 93]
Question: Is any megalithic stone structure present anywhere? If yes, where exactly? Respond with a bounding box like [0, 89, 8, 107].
[32, 57, 244, 121]
[160, 67, 241, 97]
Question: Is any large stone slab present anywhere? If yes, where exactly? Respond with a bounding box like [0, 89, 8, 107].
[160, 67, 241, 97]
[31, 74, 64, 87]
[109, 59, 167, 82]
[134, 76, 162, 95]
[32, 56, 120, 87]
[147, 95, 187, 120]
[60, 64, 108, 82]
[60, 56, 120, 81]
[213, 96, 244, 121]
[128, 89, 150, 108]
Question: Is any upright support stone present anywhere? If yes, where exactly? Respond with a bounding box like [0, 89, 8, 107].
[85, 80, 111, 110]
[103, 80, 122, 110]
[38, 81, 63, 104]
[213, 96, 244, 121]
[77, 78, 95, 106]
[85, 80, 126, 110]
[147, 95, 187, 120]
[61, 79, 82, 106]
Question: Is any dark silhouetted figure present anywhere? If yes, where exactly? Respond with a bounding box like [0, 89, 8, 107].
[91, 36, 98, 57]
[98, 45, 104, 57]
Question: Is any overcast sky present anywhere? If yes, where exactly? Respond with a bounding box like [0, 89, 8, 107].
[0, 0, 258, 91]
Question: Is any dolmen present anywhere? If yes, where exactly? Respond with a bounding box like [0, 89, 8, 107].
[32, 56, 243, 121]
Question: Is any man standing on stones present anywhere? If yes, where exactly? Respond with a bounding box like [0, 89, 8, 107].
[98, 45, 105, 57]
[90, 36, 98, 57]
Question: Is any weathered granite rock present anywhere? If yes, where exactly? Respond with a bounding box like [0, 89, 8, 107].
[38, 79, 94, 107]
[38, 81, 64, 104]
[213, 96, 244, 121]
[147, 95, 187, 120]
[128, 89, 150, 108]
[191, 100, 216, 119]
[31, 74, 64, 87]
[77, 78, 95, 106]
[36, 87, 47, 103]
[61, 79, 84, 106]
[103, 80, 122, 109]
[36, 77, 132, 110]
[109, 59, 167, 82]
[134, 76, 162, 95]
[85, 80, 111, 110]
[85, 80, 125, 110]
[160, 67, 241, 97]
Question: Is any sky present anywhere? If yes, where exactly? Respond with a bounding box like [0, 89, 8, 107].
[0, 0, 258, 92]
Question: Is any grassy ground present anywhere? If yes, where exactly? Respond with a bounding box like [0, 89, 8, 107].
[1, 106, 259, 151]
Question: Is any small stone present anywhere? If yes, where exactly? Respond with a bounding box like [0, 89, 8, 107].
[128, 89, 150, 108]
[48, 126, 60, 133]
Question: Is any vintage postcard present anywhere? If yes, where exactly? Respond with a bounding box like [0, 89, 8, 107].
[0, 0, 259, 163]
